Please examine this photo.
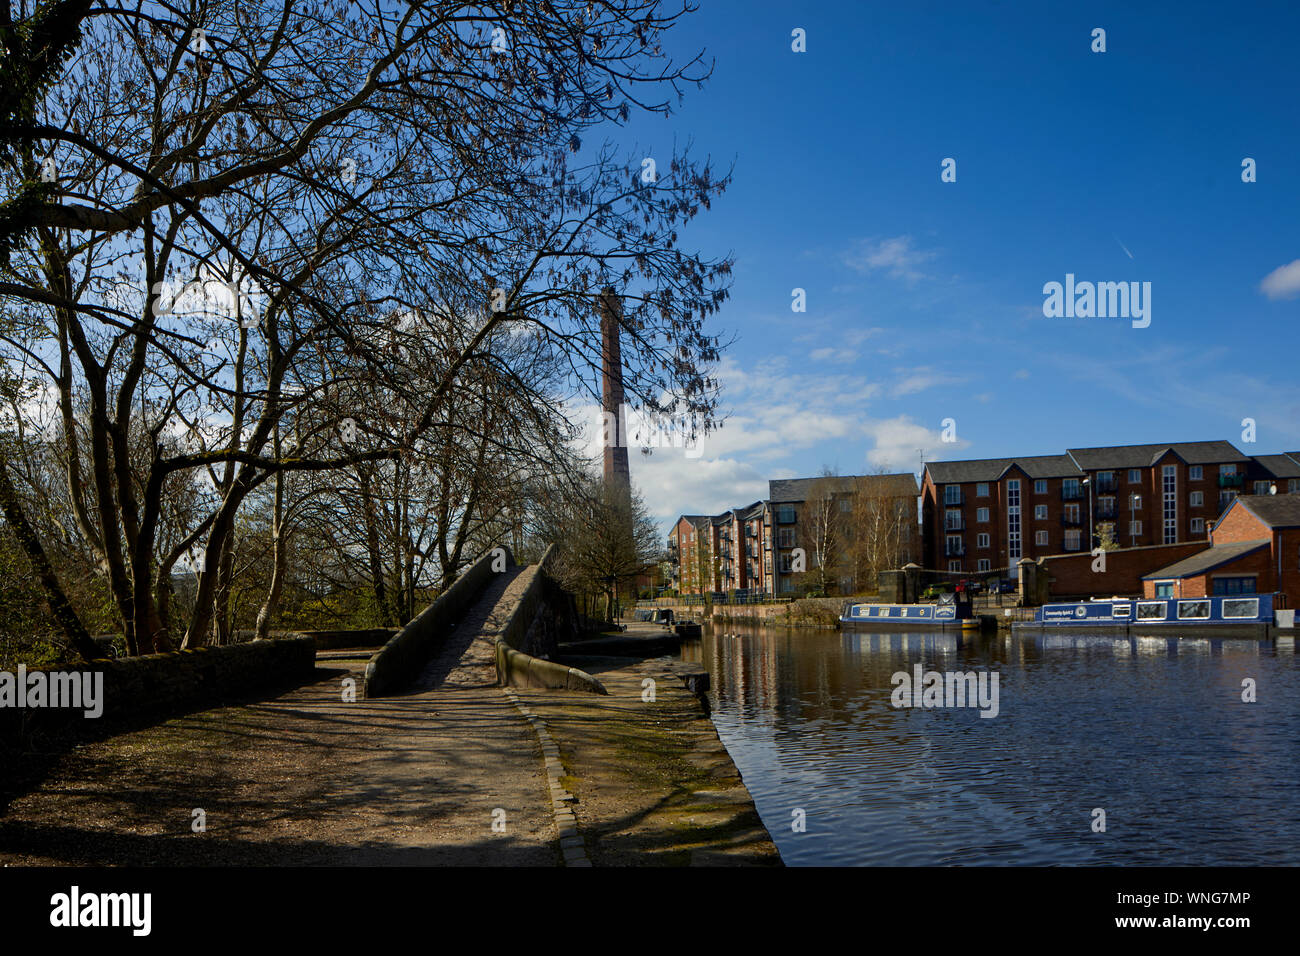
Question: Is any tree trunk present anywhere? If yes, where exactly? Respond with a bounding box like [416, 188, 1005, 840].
[0, 457, 103, 662]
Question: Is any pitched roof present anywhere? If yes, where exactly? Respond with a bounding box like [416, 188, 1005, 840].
[1251, 454, 1300, 479]
[1142, 539, 1271, 580]
[925, 455, 1082, 484]
[1232, 494, 1300, 529]
[1067, 440, 1248, 470]
[768, 473, 918, 503]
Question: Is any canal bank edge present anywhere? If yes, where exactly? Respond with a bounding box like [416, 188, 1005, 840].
[512, 655, 783, 866]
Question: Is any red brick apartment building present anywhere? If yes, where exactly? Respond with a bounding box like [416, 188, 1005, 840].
[1141, 495, 1300, 606]
[922, 441, 1300, 575]
[670, 473, 920, 597]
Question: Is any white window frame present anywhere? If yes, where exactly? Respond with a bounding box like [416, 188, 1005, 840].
[1190, 491, 1203, 507]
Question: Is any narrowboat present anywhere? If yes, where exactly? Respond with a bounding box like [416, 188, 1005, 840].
[840, 593, 976, 631]
[1013, 593, 1282, 637]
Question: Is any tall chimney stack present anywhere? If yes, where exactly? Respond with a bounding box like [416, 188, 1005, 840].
[597, 289, 631, 505]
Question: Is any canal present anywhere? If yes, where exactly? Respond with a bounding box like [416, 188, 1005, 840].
[680, 621, 1300, 866]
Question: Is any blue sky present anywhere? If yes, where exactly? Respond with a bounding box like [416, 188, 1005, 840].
[606, 1, 1300, 526]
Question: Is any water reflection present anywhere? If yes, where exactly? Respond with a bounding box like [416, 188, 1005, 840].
[682, 621, 1300, 866]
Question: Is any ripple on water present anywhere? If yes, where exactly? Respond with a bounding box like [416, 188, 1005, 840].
[691, 624, 1300, 866]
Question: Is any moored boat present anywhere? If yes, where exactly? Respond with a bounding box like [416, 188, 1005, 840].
[840, 593, 974, 631]
[1013, 593, 1283, 637]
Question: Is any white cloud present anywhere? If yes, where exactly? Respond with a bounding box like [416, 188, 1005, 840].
[890, 366, 965, 397]
[810, 346, 858, 363]
[844, 236, 936, 282]
[863, 416, 969, 471]
[1260, 259, 1300, 300]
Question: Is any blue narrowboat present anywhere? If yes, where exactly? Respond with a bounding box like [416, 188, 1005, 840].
[840, 593, 977, 631]
[1014, 593, 1280, 637]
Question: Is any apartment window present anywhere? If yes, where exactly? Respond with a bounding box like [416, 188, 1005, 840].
[1220, 464, 1237, 476]
[778, 506, 796, 523]
[976, 482, 990, 497]
[1064, 529, 1081, 550]
[946, 534, 963, 556]
[778, 528, 795, 548]
[1190, 517, 1204, 534]
[1290, 479, 1300, 494]
[977, 559, 991, 572]
[1162, 465, 1177, 544]
[948, 560, 961, 572]
[945, 509, 963, 530]
[1190, 491, 1203, 507]
[943, 485, 961, 505]
[1131, 494, 1142, 510]
[781, 578, 796, 594]
[1130, 520, 1142, 535]
[1035, 504, 1047, 519]
[1063, 478, 1080, 499]
[977, 533, 990, 548]
[1036, 530, 1049, 546]
[1098, 496, 1115, 516]
[976, 507, 990, 523]
[1254, 481, 1271, 495]
[1034, 480, 1047, 494]
[1007, 479, 1021, 561]
[1064, 503, 1081, 523]
[1219, 490, 1236, 510]
[779, 553, 795, 573]
[1189, 465, 1203, 481]
[1128, 469, 1141, 483]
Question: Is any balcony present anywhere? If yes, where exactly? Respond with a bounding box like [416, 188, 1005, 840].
[1095, 476, 1117, 493]
[1218, 473, 1244, 488]
[1061, 487, 1084, 501]
[942, 490, 964, 506]
[944, 542, 965, 557]
[1060, 513, 1083, 527]
[1061, 537, 1085, 552]
[943, 517, 965, 531]
[1096, 505, 1117, 520]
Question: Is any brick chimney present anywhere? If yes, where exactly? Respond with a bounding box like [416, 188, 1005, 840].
[597, 289, 631, 504]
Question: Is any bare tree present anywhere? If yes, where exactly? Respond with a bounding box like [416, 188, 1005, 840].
[1, 1, 731, 654]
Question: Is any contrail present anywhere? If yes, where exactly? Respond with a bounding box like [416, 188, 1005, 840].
[1114, 235, 1134, 259]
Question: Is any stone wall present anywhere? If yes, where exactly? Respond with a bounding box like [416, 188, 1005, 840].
[1, 637, 316, 743]
[363, 546, 507, 698]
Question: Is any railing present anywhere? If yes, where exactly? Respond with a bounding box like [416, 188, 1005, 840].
[1095, 477, 1117, 493]
[1060, 513, 1083, 527]
[1096, 506, 1117, 519]
[1218, 474, 1244, 488]
[1061, 487, 1084, 501]
[944, 543, 965, 557]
